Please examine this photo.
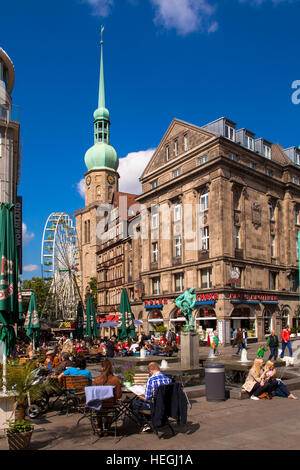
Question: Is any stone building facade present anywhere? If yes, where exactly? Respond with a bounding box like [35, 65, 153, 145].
[132, 117, 300, 343]
[0, 47, 22, 271]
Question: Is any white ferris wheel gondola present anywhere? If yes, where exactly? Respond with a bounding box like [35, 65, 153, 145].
[41, 212, 82, 320]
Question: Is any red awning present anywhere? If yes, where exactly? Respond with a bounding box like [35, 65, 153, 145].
[113, 315, 119, 322]
[107, 315, 115, 321]
[99, 318, 106, 323]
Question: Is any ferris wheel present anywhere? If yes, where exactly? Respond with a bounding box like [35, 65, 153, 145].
[41, 212, 82, 320]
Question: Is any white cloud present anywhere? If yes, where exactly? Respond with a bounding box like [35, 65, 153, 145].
[23, 264, 39, 272]
[22, 223, 35, 246]
[118, 148, 155, 194]
[150, 0, 218, 35]
[82, 0, 114, 16]
[77, 179, 86, 199]
[76, 148, 155, 199]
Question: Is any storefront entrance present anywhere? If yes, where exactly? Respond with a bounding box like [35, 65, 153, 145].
[169, 309, 186, 334]
[147, 310, 164, 335]
[195, 308, 217, 342]
[231, 307, 256, 339]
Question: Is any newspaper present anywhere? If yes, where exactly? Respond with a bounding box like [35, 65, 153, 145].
[127, 385, 146, 396]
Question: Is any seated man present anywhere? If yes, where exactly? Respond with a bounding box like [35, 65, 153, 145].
[53, 352, 74, 375]
[131, 362, 172, 432]
[57, 356, 92, 384]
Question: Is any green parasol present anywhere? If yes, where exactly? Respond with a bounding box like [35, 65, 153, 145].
[117, 288, 137, 341]
[84, 295, 98, 338]
[24, 292, 40, 351]
[75, 301, 84, 340]
[0, 203, 23, 358]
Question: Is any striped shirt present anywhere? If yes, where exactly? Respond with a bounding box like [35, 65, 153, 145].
[144, 372, 172, 401]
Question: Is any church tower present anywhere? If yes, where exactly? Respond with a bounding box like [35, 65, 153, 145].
[75, 28, 119, 301]
[84, 26, 119, 205]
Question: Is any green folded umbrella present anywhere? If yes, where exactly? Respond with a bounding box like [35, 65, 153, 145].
[117, 288, 136, 341]
[0, 203, 23, 357]
[75, 301, 84, 340]
[24, 292, 40, 350]
[84, 295, 98, 339]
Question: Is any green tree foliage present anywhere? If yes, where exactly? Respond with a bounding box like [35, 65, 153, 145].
[22, 277, 54, 317]
[87, 277, 97, 308]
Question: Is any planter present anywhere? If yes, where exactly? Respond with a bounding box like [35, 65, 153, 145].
[5, 428, 33, 450]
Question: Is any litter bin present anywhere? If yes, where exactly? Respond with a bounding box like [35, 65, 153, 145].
[205, 362, 225, 402]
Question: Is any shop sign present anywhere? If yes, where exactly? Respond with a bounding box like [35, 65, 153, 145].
[229, 293, 278, 302]
[144, 298, 168, 306]
[196, 293, 218, 301]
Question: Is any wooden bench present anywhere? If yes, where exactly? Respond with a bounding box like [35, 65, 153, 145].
[133, 373, 149, 386]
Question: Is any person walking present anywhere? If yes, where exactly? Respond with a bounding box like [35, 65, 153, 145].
[232, 328, 237, 348]
[213, 332, 220, 356]
[235, 328, 244, 355]
[280, 326, 293, 359]
[267, 330, 279, 361]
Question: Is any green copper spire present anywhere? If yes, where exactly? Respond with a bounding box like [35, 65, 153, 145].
[98, 25, 105, 109]
[85, 28, 118, 173]
[93, 26, 110, 124]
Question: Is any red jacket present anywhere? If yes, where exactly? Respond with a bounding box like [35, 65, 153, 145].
[281, 330, 291, 342]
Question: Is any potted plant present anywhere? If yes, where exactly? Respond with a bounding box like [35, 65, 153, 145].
[123, 364, 135, 388]
[297, 327, 300, 337]
[0, 360, 59, 422]
[5, 419, 34, 450]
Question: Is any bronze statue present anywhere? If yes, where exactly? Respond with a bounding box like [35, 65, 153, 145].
[175, 287, 196, 331]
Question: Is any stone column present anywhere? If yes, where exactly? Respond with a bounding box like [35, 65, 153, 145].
[181, 330, 199, 369]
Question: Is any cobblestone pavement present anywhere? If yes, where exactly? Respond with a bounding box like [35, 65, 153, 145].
[0, 393, 299, 451]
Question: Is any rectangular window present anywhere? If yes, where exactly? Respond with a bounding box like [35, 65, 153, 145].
[248, 162, 256, 170]
[201, 268, 212, 289]
[174, 273, 184, 292]
[174, 139, 178, 156]
[174, 235, 182, 257]
[172, 168, 181, 178]
[266, 169, 273, 177]
[184, 134, 188, 152]
[152, 242, 158, 263]
[295, 207, 300, 225]
[166, 146, 169, 162]
[151, 206, 159, 229]
[152, 277, 160, 295]
[174, 203, 181, 222]
[292, 176, 299, 185]
[234, 226, 240, 249]
[197, 154, 208, 166]
[229, 154, 238, 162]
[225, 124, 235, 141]
[201, 226, 209, 251]
[269, 271, 277, 290]
[270, 235, 275, 258]
[290, 272, 298, 292]
[151, 180, 158, 189]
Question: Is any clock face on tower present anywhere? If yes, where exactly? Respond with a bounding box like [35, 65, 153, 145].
[86, 175, 91, 186]
[107, 174, 115, 185]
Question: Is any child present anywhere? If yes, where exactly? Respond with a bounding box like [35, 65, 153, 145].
[257, 345, 268, 359]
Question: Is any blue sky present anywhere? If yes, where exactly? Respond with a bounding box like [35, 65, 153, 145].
[1, 0, 300, 280]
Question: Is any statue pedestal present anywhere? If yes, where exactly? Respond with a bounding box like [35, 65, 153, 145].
[181, 331, 199, 369]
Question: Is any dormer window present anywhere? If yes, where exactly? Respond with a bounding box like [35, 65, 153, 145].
[245, 135, 254, 151]
[151, 180, 158, 189]
[264, 145, 271, 159]
[197, 154, 208, 166]
[225, 124, 235, 141]
[166, 146, 169, 161]
[248, 162, 256, 170]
